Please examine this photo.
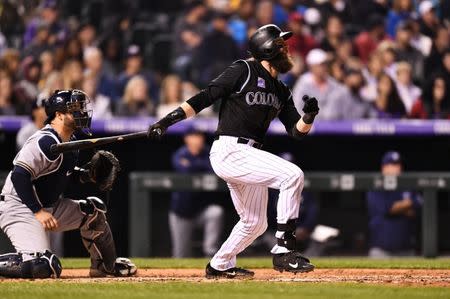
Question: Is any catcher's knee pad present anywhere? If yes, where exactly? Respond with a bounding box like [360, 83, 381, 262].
[0, 250, 62, 278]
[79, 196, 107, 216]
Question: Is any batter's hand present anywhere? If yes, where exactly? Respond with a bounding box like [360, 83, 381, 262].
[147, 123, 166, 140]
[35, 209, 58, 230]
[302, 95, 319, 115]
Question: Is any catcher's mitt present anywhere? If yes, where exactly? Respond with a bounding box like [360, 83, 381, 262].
[85, 150, 121, 191]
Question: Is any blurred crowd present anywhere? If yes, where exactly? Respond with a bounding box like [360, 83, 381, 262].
[0, 0, 449, 120]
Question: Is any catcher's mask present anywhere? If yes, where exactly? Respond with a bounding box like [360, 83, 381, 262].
[45, 89, 93, 135]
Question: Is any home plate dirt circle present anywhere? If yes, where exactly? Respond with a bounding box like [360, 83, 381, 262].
[46, 269, 450, 286]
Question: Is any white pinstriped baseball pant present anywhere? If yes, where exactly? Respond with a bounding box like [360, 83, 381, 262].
[209, 136, 304, 270]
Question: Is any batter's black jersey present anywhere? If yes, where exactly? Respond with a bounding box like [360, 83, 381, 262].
[187, 59, 301, 143]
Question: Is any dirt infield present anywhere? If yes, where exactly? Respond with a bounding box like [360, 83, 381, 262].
[31, 268, 448, 286]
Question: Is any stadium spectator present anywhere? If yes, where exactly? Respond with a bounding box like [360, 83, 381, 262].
[191, 12, 239, 87]
[394, 21, 425, 83]
[156, 74, 184, 118]
[335, 38, 357, 66]
[292, 48, 349, 120]
[424, 26, 450, 75]
[350, 0, 389, 29]
[361, 53, 385, 102]
[354, 14, 387, 63]
[374, 72, 407, 118]
[169, 128, 224, 257]
[367, 151, 422, 258]
[101, 36, 123, 76]
[317, 0, 352, 25]
[410, 75, 449, 119]
[83, 46, 117, 101]
[77, 23, 97, 50]
[0, 74, 17, 115]
[23, 0, 68, 48]
[342, 67, 377, 119]
[37, 71, 64, 103]
[0, 0, 24, 47]
[286, 12, 317, 60]
[228, 0, 255, 52]
[319, 15, 345, 54]
[82, 74, 113, 119]
[377, 40, 397, 78]
[14, 57, 41, 115]
[329, 59, 345, 83]
[16, 98, 46, 149]
[55, 37, 83, 68]
[253, 0, 274, 28]
[395, 62, 421, 114]
[409, 17, 432, 57]
[115, 75, 154, 116]
[172, 1, 208, 80]
[116, 45, 158, 102]
[23, 21, 53, 59]
[0, 49, 21, 80]
[273, 0, 298, 27]
[385, 0, 414, 38]
[38, 50, 56, 90]
[62, 59, 83, 90]
[418, 0, 440, 38]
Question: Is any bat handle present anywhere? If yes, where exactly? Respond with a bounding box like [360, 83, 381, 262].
[50, 144, 59, 154]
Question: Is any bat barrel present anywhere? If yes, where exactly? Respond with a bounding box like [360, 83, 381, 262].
[49, 131, 148, 154]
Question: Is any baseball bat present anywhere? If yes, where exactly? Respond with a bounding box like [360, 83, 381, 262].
[50, 130, 148, 154]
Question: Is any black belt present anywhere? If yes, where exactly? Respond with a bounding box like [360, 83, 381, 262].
[214, 136, 263, 149]
[0, 195, 4, 201]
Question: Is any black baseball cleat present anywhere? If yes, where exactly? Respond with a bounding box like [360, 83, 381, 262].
[205, 263, 255, 279]
[273, 251, 315, 273]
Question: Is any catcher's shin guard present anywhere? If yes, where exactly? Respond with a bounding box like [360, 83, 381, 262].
[79, 196, 117, 273]
[0, 251, 62, 278]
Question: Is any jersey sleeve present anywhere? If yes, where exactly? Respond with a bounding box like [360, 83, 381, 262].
[278, 91, 301, 135]
[13, 134, 60, 179]
[186, 60, 249, 113]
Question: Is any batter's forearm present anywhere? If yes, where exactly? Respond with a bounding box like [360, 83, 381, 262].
[180, 102, 196, 118]
[291, 118, 313, 139]
[296, 118, 313, 133]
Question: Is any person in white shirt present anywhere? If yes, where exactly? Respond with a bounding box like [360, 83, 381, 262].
[292, 48, 349, 120]
[395, 62, 421, 114]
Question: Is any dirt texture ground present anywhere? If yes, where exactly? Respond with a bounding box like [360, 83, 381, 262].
[5, 268, 447, 286]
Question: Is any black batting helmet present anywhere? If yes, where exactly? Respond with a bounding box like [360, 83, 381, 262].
[248, 24, 293, 61]
[44, 89, 92, 132]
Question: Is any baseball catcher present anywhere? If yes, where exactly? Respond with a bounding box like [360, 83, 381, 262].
[0, 90, 136, 278]
[148, 24, 318, 278]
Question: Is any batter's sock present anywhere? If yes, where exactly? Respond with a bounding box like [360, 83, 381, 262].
[270, 219, 297, 254]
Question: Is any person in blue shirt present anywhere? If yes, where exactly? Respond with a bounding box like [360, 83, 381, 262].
[367, 151, 422, 258]
[169, 127, 224, 257]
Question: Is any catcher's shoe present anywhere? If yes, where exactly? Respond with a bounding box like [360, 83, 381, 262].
[89, 257, 137, 277]
[273, 251, 314, 273]
[205, 263, 254, 279]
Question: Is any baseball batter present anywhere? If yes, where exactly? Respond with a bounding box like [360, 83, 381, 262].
[148, 24, 319, 279]
[0, 90, 136, 278]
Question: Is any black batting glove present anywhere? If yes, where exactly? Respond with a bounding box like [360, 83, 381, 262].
[147, 107, 187, 140]
[301, 95, 319, 124]
[147, 123, 167, 140]
[302, 95, 319, 115]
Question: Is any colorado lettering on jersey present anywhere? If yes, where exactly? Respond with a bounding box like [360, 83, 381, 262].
[245, 91, 281, 110]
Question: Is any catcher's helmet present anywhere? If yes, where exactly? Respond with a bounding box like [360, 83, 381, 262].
[44, 89, 92, 132]
[248, 24, 293, 61]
